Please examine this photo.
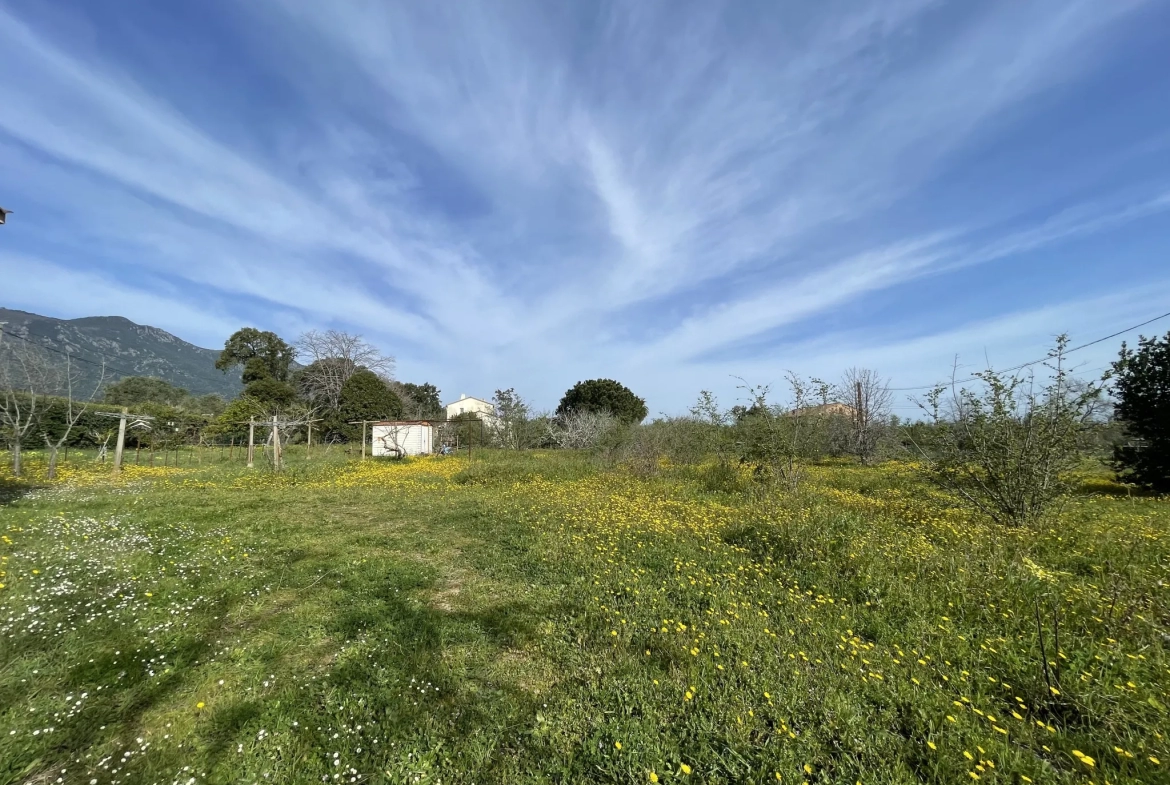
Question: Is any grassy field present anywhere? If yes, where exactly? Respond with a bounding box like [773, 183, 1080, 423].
[0, 450, 1167, 785]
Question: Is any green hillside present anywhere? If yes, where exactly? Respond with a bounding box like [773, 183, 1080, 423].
[0, 308, 241, 399]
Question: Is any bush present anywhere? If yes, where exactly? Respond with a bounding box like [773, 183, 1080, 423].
[909, 336, 1102, 526]
[698, 460, 750, 495]
[730, 374, 833, 490]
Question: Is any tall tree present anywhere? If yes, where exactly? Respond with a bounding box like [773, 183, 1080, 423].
[295, 330, 395, 410]
[397, 382, 443, 419]
[1110, 331, 1170, 492]
[337, 370, 404, 440]
[556, 379, 647, 424]
[216, 328, 296, 383]
[216, 328, 296, 406]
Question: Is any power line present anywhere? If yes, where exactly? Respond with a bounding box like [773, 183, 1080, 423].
[888, 309, 1170, 392]
[0, 325, 140, 378]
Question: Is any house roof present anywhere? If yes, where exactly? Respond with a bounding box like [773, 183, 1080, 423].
[371, 420, 434, 426]
[444, 396, 493, 408]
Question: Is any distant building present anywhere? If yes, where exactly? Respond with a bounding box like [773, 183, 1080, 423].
[445, 393, 498, 425]
[791, 402, 857, 418]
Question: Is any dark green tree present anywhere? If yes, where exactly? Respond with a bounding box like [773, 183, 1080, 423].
[336, 370, 404, 440]
[103, 376, 188, 407]
[192, 393, 228, 417]
[216, 327, 297, 405]
[216, 328, 296, 383]
[399, 382, 443, 419]
[449, 411, 487, 447]
[1110, 331, 1170, 492]
[242, 378, 297, 409]
[557, 379, 647, 424]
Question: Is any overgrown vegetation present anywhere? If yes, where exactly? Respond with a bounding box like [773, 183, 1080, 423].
[3, 316, 1169, 783]
[910, 337, 1104, 526]
[0, 448, 1166, 784]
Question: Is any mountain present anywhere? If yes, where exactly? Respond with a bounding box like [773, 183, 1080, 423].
[0, 308, 242, 399]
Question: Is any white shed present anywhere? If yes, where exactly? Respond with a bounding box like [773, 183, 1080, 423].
[371, 421, 434, 457]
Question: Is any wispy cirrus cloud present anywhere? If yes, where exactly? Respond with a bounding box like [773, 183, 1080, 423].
[1, 0, 1167, 410]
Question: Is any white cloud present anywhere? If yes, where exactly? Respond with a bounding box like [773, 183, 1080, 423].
[0, 0, 1164, 411]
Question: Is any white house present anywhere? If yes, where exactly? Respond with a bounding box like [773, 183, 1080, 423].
[371, 421, 434, 457]
[445, 394, 498, 425]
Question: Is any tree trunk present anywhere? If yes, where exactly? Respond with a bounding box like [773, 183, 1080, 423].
[46, 444, 59, 480]
[11, 440, 21, 477]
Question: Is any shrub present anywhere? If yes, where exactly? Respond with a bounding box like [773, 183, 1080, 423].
[909, 336, 1102, 526]
[731, 374, 833, 490]
[698, 460, 749, 495]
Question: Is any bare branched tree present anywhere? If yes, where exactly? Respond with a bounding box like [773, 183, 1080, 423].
[41, 351, 105, 479]
[296, 330, 395, 410]
[1, 336, 58, 476]
[547, 410, 617, 449]
[838, 367, 893, 465]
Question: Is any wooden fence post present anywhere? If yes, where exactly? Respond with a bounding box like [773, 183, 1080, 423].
[247, 418, 255, 469]
[113, 407, 128, 472]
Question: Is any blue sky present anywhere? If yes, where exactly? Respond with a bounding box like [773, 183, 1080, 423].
[2, 0, 1169, 415]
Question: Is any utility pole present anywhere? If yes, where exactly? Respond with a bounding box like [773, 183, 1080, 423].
[247, 417, 255, 468]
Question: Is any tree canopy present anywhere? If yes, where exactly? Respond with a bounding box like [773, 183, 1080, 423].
[215, 328, 297, 406]
[398, 382, 443, 419]
[336, 370, 404, 440]
[216, 328, 295, 383]
[103, 376, 188, 407]
[1111, 331, 1170, 492]
[556, 379, 647, 424]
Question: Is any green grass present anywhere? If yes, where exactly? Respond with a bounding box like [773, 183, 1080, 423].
[0, 450, 1167, 784]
